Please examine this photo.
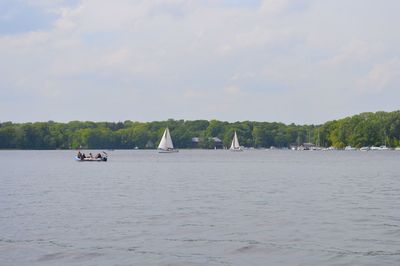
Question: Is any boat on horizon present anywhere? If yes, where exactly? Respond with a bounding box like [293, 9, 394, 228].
[370, 145, 390, 151]
[158, 128, 178, 153]
[230, 131, 243, 152]
[344, 146, 357, 151]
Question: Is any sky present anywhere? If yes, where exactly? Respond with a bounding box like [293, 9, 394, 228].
[1, 0, 400, 124]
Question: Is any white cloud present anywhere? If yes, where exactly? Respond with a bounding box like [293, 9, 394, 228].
[259, 0, 291, 15]
[357, 58, 400, 93]
[322, 40, 372, 67]
[1, 0, 400, 123]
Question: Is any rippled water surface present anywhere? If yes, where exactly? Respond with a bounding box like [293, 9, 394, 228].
[1, 150, 400, 265]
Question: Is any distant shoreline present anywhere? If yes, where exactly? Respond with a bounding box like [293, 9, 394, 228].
[1, 110, 400, 150]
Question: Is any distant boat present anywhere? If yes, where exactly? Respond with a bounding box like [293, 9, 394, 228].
[344, 146, 357, 151]
[75, 156, 107, 162]
[158, 128, 178, 153]
[75, 151, 108, 162]
[230, 131, 243, 152]
[370, 146, 389, 151]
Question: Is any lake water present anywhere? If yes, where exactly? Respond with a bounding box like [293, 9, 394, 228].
[1, 150, 400, 265]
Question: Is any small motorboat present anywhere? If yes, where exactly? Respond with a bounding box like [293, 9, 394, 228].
[75, 156, 107, 162]
[75, 151, 108, 162]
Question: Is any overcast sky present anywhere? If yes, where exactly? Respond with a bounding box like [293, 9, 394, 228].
[1, 0, 399, 124]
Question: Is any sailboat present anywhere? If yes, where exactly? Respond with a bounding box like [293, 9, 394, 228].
[230, 131, 243, 152]
[158, 128, 178, 153]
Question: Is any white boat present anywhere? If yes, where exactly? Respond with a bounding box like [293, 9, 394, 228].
[230, 131, 243, 152]
[344, 146, 357, 151]
[158, 128, 178, 153]
[370, 145, 389, 151]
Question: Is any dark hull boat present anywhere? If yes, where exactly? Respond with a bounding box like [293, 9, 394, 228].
[74, 156, 107, 162]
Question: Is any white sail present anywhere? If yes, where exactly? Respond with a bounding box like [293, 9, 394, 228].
[164, 128, 174, 149]
[158, 128, 174, 150]
[158, 129, 167, 149]
[230, 131, 241, 150]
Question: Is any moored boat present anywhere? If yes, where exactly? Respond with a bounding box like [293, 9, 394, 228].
[344, 146, 357, 151]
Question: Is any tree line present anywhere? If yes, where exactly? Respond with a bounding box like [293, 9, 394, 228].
[1, 111, 400, 149]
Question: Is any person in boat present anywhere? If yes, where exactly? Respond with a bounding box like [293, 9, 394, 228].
[95, 153, 102, 159]
[89, 153, 93, 159]
[77, 151, 82, 159]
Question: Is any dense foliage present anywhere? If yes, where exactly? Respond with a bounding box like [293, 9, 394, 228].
[1, 111, 400, 149]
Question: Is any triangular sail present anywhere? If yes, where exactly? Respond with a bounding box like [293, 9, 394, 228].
[158, 128, 174, 150]
[230, 134, 235, 149]
[230, 131, 240, 149]
[165, 128, 174, 149]
[158, 129, 167, 149]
